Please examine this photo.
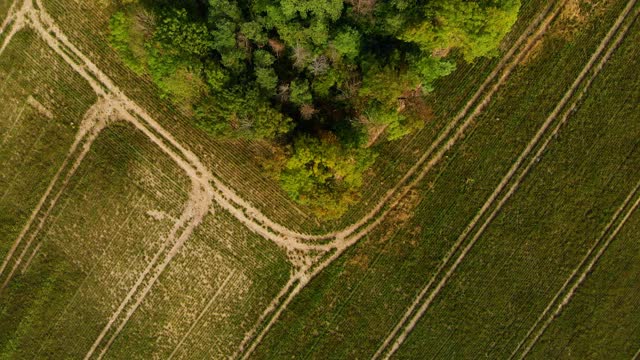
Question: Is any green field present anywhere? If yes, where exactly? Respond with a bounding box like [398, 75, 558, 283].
[0, 29, 96, 267]
[527, 210, 640, 359]
[249, 0, 640, 357]
[1, 0, 639, 358]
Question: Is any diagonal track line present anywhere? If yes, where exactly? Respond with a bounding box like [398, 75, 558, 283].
[167, 270, 236, 360]
[513, 177, 640, 359]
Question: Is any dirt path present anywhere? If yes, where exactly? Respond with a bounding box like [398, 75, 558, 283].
[27, 0, 326, 248]
[0, 2, 326, 358]
[375, 2, 639, 357]
[18, 241, 40, 274]
[86, 179, 213, 359]
[167, 270, 236, 360]
[0, 0, 576, 252]
[236, 275, 309, 360]
[0, 110, 109, 292]
[513, 178, 640, 359]
[0, 1, 18, 33]
[0, 0, 577, 358]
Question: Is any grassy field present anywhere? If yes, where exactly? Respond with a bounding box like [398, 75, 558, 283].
[1, 0, 639, 358]
[0, 119, 291, 358]
[249, 0, 640, 357]
[395, 10, 640, 358]
[0, 29, 96, 267]
[0, 121, 191, 357]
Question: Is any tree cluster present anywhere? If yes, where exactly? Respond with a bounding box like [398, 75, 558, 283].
[109, 0, 520, 219]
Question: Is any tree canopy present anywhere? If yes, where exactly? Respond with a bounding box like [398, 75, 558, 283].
[109, 0, 520, 219]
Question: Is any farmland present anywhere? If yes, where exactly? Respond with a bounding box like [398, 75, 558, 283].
[1, 0, 639, 358]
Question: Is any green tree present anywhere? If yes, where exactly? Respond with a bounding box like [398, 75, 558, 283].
[333, 27, 361, 60]
[281, 135, 376, 219]
[401, 0, 520, 61]
[109, 0, 521, 219]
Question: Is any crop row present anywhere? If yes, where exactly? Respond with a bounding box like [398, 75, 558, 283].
[527, 209, 640, 359]
[1, 106, 292, 358]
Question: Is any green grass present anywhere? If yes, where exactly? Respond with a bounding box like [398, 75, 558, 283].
[249, 0, 640, 357]
[1, 0, 638, 358]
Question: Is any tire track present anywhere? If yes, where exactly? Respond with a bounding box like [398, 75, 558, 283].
[375, 1, 638, 357]
[0, 0, 25, 56]
[1, 0, 625, 358]
[32, 194, 164, 359]
[0, 99, 111, 292]
[167, 270, 236, 360]
[0, 1, 19, 33]
[513, 178, 640, 359]
[0, 3, 317, 358]
[237, 276, 309, 360]
[1, 2, 319, 355]
[0, 0, 567, 358]
[84, 180, 213, 360]
[332, 1, 561, 242]
[29, 0, 327, 247]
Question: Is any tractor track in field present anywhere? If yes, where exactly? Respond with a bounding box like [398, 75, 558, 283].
[373, 1, 639, 358]
[510, 8, 640, 359]
[0, 0, 25, 54]
[1, 0, 331, 249]
[512, 176, 640, 359]
[0, 1, 320, 357]
[167, 270, 237, 360]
